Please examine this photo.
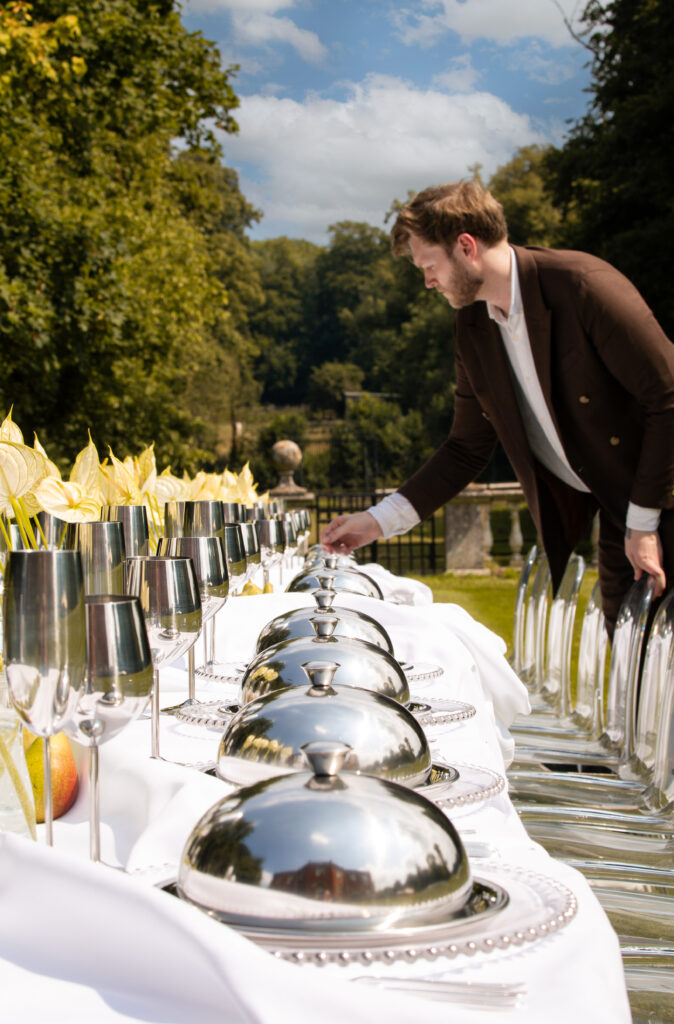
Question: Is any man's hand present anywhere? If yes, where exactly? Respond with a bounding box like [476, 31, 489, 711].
[625, 528, 666, 596]
[320, 511, 383, 555]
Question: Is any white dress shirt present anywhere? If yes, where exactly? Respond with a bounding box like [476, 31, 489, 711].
[369, 248, 659, 538]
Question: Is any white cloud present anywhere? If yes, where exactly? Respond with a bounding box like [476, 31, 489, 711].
[507, 42, 579, 85]
[432, 54, 481, 92]
[393, 0, 587, 48]
[218, 73, 548, 242]
[231, 11, 327, 64]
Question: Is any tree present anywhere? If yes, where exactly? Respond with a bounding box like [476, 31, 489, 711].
[488, 145, 562, 247]
[307, 361, 364, 417]
[545, 0, 674, 335]
[0, 1, 243, 472]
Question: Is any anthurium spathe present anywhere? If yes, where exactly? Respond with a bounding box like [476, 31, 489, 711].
[34, 434, 61, 480]
[0, 408, 24, 444]
[101, 448, 142, 505]
[33, 478, 102, 523]
[0, 440, 50, 547]
[70, 433, 102, 502]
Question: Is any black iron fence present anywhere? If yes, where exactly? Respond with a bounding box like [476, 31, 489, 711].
[313, 490, 440, 576]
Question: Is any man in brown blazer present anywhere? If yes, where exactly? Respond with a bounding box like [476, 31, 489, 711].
[321, 181, 674, 630]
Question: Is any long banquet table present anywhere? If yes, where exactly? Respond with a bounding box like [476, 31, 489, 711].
[0, 564, 632, 1023]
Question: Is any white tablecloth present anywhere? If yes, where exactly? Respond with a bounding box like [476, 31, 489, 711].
[0, 579, 631, 1024]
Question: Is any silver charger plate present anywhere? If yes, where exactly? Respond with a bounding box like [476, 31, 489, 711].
[408, 697, 476, 728]
[160, 864, 576, 968]
[402, 662, 444, 684]
[195, 661, 247, 684]
[175, 699, 239, 728]
[420, 760, 506, 809]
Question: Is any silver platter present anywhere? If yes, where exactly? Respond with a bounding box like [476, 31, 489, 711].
[160, 864, 576, 968]
[408, 698, 476, 728]
[420, 760, 505, 809]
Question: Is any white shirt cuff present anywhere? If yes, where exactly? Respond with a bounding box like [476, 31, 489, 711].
[367, 492, 420, 539]
[626, 502, 661, 532]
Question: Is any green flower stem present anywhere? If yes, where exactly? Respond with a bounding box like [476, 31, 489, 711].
[0, 720, 37, 840]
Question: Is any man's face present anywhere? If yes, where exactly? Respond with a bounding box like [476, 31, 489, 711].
[408, 234, 484, 309]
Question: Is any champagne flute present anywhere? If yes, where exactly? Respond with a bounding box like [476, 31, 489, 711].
[240, 521, 262, 588]
[65, 595, 153, 861]
[156, 537, 228, 711]
[102, 505, 149, 557]
[3, 549, 87, 844]
[125, 556, 202, 760]
[181, 502, 226, 667]
[66, 520, 125, 596]
[255, 518, 284, 588]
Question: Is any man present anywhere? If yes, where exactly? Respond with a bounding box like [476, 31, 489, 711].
[321, 181, 674, 631]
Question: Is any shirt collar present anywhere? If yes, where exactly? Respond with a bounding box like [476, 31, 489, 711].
[487, 247, 521, 324]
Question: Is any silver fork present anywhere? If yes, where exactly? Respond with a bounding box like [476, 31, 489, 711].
[351, 975, 526, 1009]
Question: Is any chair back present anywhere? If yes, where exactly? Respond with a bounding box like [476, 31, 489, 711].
[521, 553, 551, 691]
[510, 545, 537, 675]
[573, 580, 608, 739]
[542, 553, 585, 716]
[644, 623, 674, 811]
[632, 590, 674, 778]
[603, 575, 655, 763]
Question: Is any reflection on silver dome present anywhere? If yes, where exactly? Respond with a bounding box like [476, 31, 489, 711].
[218, 662, 431, 788]
[255, 589, 394, 655]
[179, 742, 472, 932]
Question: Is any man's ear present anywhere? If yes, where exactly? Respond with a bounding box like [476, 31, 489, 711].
[456, 232, 478, 260]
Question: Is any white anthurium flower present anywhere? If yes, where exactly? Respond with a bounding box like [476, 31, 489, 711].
[0, 442, 48, 511]
[103, 448, 142, 505]
[33, 434, 61, 479]
[70, 433, 101, 501]
[135, 445, 157, 495]
[148, 468, 187, 507]
[33, 478, 102, 523]
[0, 408, 24, 444]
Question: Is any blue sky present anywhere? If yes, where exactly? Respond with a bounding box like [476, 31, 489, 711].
[180, 1, 594, 243]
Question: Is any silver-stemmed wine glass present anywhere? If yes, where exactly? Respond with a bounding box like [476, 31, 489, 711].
[102, 505, 149, 557]
[66, 520, 126, 596]
[181, 502, 227, 668]
[156, 537, 228, 711]
[255, 518, 284, 588]
[240, 521, 262, 588]
[3, 549, 87, 844]
[125, 556, 202, 759]
[65, 595, 153, 861]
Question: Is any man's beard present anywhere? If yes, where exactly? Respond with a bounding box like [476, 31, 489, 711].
[444, 259, 484, 308]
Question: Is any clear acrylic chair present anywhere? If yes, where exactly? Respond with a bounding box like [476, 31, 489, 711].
[508, 544, 537, 677]
[508, 587, 673, 805]
[518, 552, 551, 693]
[515, 621, 674, 868]
[508, 574, 656, 772]
[510, 553, 586, 736]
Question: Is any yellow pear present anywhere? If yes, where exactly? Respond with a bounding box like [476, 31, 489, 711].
[24, 733, 79, 823]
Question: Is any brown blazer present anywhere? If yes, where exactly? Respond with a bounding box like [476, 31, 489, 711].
[399, 245, 674, 588]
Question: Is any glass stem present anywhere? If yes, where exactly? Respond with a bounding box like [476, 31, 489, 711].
[188, 645, 196, 703]
[89, 743, 100, 862]
[43, 737, 53, 846]
[151, 666, 160, 759]
[208, 617, 215, 666]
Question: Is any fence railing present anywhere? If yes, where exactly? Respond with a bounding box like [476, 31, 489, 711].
[310, 485, 598, 576]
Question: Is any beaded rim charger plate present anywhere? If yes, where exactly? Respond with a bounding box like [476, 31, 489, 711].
[160, 864, 576, 968]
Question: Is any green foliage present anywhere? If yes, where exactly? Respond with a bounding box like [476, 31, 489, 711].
[328, 395, 426, 490]
[307, 361, 364, 416]
[488, 145, 563, 247]
[0, 0, 247, 473]
[545, 0, 674, 334]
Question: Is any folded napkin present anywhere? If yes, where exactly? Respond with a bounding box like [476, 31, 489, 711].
[358, 563, 434, 605]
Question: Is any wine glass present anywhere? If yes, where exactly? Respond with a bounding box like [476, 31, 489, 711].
[125, 556, 202, 759]
[64, 595, 153, 861]
[222, 524, 247, 597]
[181, 502, 226, 667]
[66, 521, 126, 596]
[163, 501, 186, 538]
[255, 518, 284, 588]
[3, 549, 87, 844]
[35, 511, 69, 550]
[240, 521, 262, 588]
[222, 502, 245, 523]
[102, 505, 149, 557]
[278, 513, 299, 579]
[155, 537, 228, 711]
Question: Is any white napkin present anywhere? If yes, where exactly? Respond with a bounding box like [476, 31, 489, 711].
[358, 563, 434, 605]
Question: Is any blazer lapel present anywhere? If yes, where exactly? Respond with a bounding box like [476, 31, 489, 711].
[513, 245, 560, 433]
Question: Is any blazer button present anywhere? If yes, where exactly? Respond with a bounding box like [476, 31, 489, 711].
[610, 436, 620, 446]
[481, 411, 490, 421]
[579, 395, 590, 404]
